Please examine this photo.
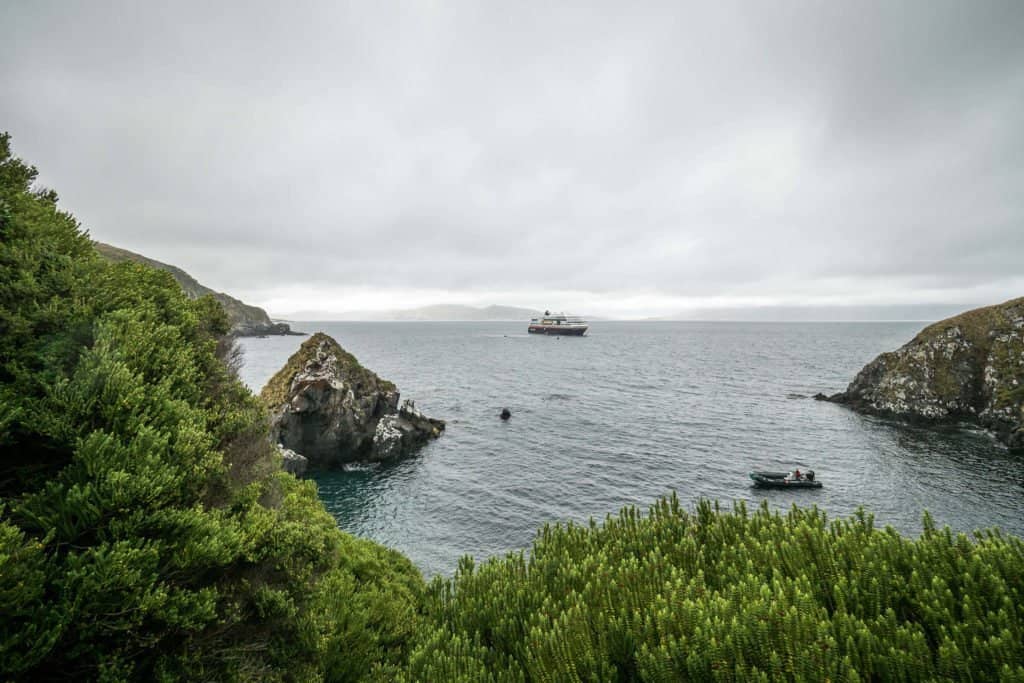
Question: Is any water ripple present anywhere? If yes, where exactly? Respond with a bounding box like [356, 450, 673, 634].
[239, 321, 1023, 576]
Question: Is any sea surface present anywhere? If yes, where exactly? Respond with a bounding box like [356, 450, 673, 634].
[238, 321, 1024, 576]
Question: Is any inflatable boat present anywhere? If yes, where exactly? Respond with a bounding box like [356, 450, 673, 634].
[749, 470, 822, 489]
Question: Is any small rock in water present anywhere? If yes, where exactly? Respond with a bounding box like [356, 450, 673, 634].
[500, 408, 512, 420]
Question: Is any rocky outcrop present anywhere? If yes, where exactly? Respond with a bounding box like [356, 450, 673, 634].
[820, 297, 1024, 448]
[94, 242, 304, 337]
[278, 446, 309, 477]
[231, 319, 296, 336]
[261, 333, 444, 467]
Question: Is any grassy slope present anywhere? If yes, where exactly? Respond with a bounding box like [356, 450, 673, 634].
[905, 297, 1024, 416]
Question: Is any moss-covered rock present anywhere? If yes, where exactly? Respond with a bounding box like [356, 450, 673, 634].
[261, 333, 444, 467]
[823, 297, 1024, 447]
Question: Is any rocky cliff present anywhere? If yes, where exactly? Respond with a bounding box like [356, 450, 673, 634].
[94, 242, 300, 336]
[820, 297, 1024, 448]
[261, 333, 444, 467]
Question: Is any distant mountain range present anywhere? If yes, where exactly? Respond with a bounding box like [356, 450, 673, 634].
[98, 243, 955, 325]
[93, 242, 298, 336]
[277, 304, 544, 322]
[651, 303, 981, 322]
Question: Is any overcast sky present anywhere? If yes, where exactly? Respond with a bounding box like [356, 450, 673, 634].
[2, 1, 1023, 318]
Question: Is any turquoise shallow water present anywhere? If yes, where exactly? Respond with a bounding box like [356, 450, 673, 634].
[238, 321, 1023, 576]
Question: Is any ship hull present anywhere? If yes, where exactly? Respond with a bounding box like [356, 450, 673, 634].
[528, 325, 588, 336]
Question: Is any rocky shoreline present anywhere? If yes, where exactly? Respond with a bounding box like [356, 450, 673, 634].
[261, 332, 444, 470]
[818, 297, 1024, 449]
[231, 319, 306, 337]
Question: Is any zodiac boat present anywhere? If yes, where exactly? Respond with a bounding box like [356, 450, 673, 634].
[749, 470, 822, 489]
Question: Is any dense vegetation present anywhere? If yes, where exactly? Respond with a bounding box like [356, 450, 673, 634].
[0, 133, 421, 681]
[2, 133, 1023, 680]
[408, 498, 1024, 681]
[92, 241, 289, 337]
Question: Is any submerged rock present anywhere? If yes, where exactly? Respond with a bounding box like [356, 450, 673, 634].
[261, 333, 445, 468]
[822, 297, 1024, 448]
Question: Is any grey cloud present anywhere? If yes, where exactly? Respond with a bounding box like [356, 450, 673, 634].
[1, 0, 1022, 314]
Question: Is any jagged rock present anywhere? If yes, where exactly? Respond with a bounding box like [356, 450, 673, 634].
[278, 446, 308, 477]
[823, 297, 1024, 448]
[261, 333, 445, 467]
[372, 400, 445, 461]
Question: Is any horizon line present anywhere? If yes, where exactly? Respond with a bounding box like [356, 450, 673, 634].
[271, 317, 941, 324]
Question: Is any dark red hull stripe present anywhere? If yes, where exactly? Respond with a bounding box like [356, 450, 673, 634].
[528, 326, 588, 336]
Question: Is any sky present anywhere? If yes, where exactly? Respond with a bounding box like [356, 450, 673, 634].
[2, 1, 1023, 319]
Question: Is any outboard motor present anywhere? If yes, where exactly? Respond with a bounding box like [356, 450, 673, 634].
[806, 470, 815, 482]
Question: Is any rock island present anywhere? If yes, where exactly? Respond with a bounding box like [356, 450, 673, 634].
[261, 332, 444, 470]
[820, 297, 1024, 448]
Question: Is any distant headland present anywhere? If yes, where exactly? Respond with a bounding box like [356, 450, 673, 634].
[819, 297, 1024, 448]
[94, 242, 304, 337]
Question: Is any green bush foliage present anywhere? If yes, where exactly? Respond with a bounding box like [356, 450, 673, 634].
[0, 133, 423, 681]
[404, 497, 1024, 682]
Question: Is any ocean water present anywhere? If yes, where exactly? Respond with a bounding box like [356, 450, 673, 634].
[237, 322, 1024, 576]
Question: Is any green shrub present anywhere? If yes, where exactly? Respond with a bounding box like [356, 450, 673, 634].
[404, 496, 1024, 682]
[0, 132, 423, 681]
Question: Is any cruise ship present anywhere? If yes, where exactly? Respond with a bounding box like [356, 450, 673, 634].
[527, 311, 588, 336]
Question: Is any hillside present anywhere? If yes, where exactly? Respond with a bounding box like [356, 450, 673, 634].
[0, 133, 419, 680]
[94, 242, 298, 336]
[822, 297, 1024, 447]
